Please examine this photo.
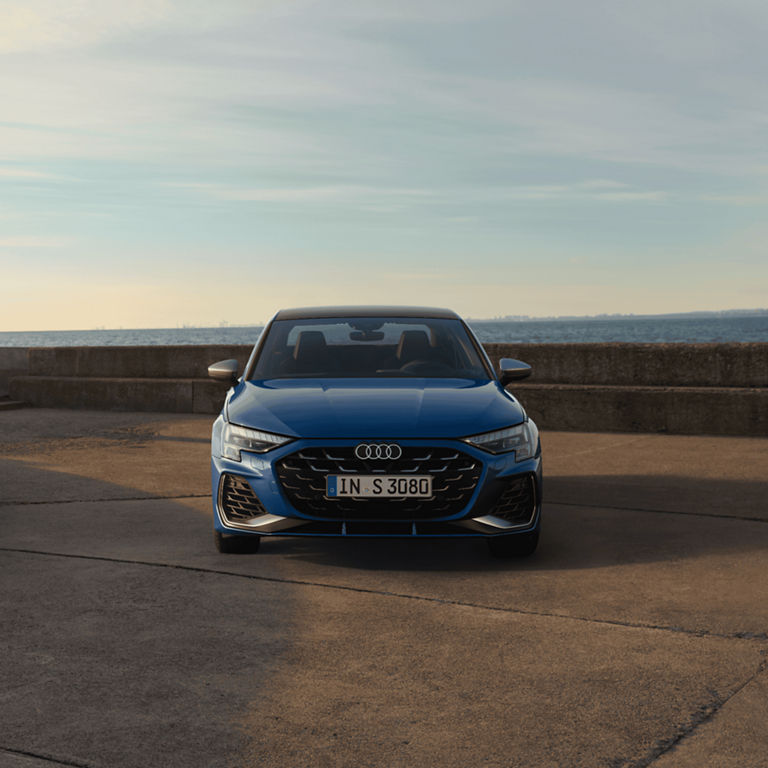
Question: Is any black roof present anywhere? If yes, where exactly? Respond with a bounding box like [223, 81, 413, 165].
[273, 305, 461, 321]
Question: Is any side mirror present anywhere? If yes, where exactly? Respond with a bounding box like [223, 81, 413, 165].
[499, 358, 532, 386]
[208, 359, 239, 383]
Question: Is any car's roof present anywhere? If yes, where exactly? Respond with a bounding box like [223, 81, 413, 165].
[273, 305, 461, 321]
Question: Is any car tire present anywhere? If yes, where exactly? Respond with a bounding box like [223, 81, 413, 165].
[487, 529, 539, 558]
[214, 530, 261, 554]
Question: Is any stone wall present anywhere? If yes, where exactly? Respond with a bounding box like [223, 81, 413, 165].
[4, 343, 767, 435]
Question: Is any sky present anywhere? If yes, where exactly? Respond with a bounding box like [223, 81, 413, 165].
[1, 0, 767, 331]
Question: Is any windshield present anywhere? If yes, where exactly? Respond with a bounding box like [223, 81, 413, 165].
[250, 317, 489, 380]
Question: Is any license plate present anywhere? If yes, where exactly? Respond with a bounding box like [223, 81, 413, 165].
[326, 475, 432, 498]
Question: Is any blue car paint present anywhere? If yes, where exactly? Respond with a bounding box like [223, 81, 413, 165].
[225, 378, 526, 439]
[210, 310, 542, 542]
[211, 380, 542, 539]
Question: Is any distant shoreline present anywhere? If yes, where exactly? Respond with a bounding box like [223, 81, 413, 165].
[1, 314, 766, 346]
[467, 309, 768, 323]
[2, 309, 766, 336]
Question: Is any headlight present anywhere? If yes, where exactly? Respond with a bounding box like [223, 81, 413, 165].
[221, 423, 292, 461]
[464, 422, 536, 460]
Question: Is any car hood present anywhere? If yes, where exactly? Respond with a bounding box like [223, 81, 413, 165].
[226, 378, 525, 439]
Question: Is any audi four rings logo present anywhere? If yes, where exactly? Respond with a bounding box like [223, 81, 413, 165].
[355, 443, 402, 460]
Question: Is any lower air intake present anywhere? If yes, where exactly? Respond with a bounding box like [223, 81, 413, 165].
[489, 474, 536, 524]
[219, 473, 267, 522]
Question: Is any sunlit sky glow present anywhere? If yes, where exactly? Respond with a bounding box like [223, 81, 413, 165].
[1, 0, 767, 331]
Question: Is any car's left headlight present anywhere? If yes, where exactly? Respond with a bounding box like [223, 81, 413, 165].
[221, 423, 292, 461]
[464, 421, 537, 460]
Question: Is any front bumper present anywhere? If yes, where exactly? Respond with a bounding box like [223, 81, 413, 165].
[211, 437, 542, 539]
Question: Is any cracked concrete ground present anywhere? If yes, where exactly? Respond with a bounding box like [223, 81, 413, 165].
[0, 408, 767, 768]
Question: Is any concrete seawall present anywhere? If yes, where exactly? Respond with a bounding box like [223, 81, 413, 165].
[3, 343, 767, 435]
[484, 343, 768, 436]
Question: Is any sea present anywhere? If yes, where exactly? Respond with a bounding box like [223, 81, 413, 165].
[1, 315, 766, 347]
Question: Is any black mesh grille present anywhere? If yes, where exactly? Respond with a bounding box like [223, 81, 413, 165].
[276, 446, 482, 520]
[489, 474, 536, 524]
[219, 473, 268, 522]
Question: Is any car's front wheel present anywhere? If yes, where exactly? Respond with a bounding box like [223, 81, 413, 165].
[214, 530, 261, 554]
[487, 529, 539, 558]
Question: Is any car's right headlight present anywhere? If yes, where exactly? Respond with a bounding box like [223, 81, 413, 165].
[221, 423, 292, 461]
[463, 421, 537, 461]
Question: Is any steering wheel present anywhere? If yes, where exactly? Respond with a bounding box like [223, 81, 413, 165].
[400, 360, 454, 375]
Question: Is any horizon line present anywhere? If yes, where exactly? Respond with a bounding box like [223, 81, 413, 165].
[1, 308, 767, 335]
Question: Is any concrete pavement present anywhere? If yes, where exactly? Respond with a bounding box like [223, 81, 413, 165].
[1, 409, 767, 767]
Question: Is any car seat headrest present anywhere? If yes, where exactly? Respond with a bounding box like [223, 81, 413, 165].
[397, 330, 431, 363]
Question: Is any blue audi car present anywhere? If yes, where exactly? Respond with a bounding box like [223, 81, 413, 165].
[208, 306, 542, 557]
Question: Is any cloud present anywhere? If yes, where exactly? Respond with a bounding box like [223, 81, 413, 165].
[163, 179, 665, 206]
[488, 182, 667, 203]
[2, 0, 767, 180]
[0, 1, 173, 53]
[160, 181, 433, 205]
[0, 166, 65, 180]
[0, 235, 70, 247]
[699, 193, 768, 206]
[592, 191, 668, 202]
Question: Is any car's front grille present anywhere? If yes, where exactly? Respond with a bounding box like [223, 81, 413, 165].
[219, 473, 267, 522]
[276, 446, 482, 520]
[489, 474, 536, 524]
